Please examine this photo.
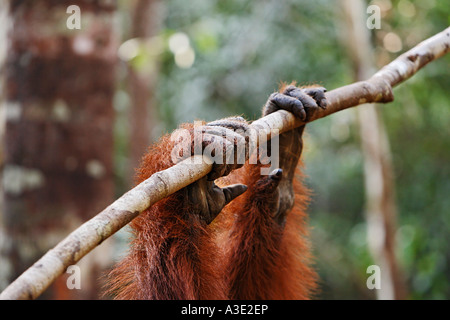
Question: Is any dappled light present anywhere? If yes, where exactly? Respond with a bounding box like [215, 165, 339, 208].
[0, 0, 448, 302]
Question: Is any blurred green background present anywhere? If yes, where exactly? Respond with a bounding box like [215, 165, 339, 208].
[114, 0, 450, 299]
[1, 0, 448, 299]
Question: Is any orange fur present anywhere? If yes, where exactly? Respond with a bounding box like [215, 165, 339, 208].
[220, 163, 316, 300]
[105, 88, 318, 300]
[106, 126, 228, 299]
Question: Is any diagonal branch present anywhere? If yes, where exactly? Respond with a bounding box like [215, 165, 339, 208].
[1, 27, 449, 300]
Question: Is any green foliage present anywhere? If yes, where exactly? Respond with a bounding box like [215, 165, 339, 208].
[155, 0, 347, 130]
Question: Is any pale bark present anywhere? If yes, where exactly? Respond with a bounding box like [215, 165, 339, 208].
[0, 26, 449, 300]
[340, 0, 407, 299]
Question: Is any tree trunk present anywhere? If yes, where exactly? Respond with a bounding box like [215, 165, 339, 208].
[1, 0, 117, 299]
[126, 0, 161, 183]
[340, 0, 407, 299]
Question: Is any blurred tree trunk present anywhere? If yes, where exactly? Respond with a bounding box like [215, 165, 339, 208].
[1, 0, 117, 299]
[0, 0, 9, 295]
[340, 0, 407, 299]
[126, 0, 161, 183]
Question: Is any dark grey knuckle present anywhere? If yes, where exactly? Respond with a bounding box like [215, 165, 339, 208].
[284, 85, 296, 93]
[269, 92, 279, 99]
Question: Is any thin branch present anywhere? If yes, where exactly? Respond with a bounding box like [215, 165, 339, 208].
[1, 27, 449, 300]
